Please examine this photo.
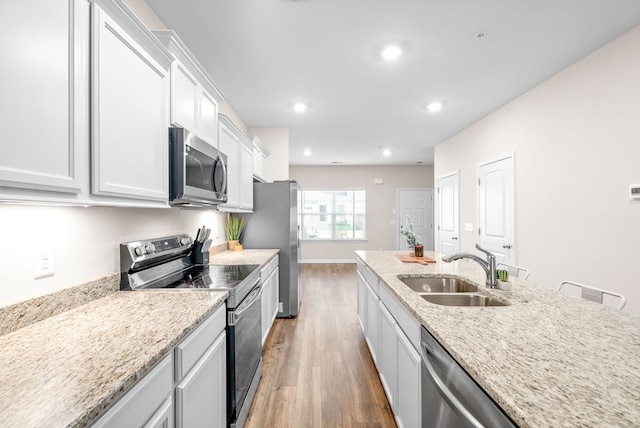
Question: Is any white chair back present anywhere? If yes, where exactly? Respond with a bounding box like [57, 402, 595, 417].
[557, 280, 626, 310]
[496, 263, 530, 280]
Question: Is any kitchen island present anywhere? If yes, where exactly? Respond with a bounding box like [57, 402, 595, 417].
[356, 250, 640, 427]
[0, 249, 277, 427]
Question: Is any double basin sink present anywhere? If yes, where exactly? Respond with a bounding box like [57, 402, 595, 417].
[398, 276, 509, 307]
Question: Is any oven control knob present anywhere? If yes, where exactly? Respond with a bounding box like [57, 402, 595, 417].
[145, 244, 155, 254]
[134, 246, 145, 256]
[180, 237, 191, 246]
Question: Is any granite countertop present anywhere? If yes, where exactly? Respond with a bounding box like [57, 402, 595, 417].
[209, 248, 278, 266]
[0, 248, 277, 427]
[355, 250, 640, 428]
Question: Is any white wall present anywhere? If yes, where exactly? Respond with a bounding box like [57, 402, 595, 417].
[434, 26, 640, 316]
[290, 165, 434, 262]
[250, 127, 290, 182]
[0, 205, 226, 306]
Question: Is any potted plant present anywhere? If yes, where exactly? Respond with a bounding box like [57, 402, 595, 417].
[400, 215, 423, 257]
[226, 215, 245, 251]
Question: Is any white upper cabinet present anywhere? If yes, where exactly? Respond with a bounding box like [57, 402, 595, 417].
[218, 114, 253, 212]
[91, 0, 172, 202]
[153, 31, 224, 148]
[250, 135, 270, 183]
[0, 0, 88, 197]
[239, 140, 253, 210]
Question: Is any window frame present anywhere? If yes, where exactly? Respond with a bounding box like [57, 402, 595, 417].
[300, 188, 367, 241]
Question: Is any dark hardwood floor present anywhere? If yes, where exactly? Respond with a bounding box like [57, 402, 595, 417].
[245, 263, 397, 428]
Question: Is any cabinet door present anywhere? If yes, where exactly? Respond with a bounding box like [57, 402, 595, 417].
[378, 302, 397, 408]
[175, 331, 226, 428]
[356, 270, 366, 334]
[219, 124, 239, 208]
[198, 89, 218, 146]
[396, 326, 421, 428]
[93, 354, 173, 428]
[91, 5, 169, 202]
[0, 0, 86, 194]
[270, 266, 280, 322]
[261, 273, 271, 345]
[171, 61, 198, 131]
[364, 280, 380, 365]
[239, 141, 253, 210]
[143, 396, 174, 428]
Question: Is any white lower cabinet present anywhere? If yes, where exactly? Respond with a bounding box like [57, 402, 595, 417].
[92, 305, 226, 428]
[175, 332, 226, 428]
[143, 396, 174, 428]
[364, 279, 380, 365]
[261, 257, 280, 345]
[357, 260, 421, 428]
[396, 326, 421, 428]
[356, 269, 366, 332]
[92, 354, 174, 428]
[378, 302, 398, 408]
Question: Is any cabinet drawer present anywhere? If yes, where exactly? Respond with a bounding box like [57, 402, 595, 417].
[363, 265, 379, 295]
[379, 283, 421, 351]
[93, 353, 173, 428]
[261, 255, 279, 281]
[175, 304, 226, 381]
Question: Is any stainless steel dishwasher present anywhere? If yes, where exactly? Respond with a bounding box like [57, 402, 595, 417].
[420, 327, 517, 428]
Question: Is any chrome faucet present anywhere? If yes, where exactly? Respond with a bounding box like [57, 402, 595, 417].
[442, 244, 498, 288]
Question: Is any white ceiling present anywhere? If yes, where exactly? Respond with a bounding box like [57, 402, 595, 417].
[146, 0, 640, 166]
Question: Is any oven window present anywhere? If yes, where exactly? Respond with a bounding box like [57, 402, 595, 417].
[185, 146, 215, 191]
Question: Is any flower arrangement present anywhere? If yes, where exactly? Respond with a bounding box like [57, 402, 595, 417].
[400, 215, 422, 248]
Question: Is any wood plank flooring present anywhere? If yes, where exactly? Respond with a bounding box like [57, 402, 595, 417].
[245, 263, 397, 428]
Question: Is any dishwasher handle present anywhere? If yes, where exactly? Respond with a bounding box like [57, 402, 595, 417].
[420, 342, 485, 428]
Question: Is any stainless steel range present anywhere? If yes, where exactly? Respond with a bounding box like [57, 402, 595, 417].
[120, 232, 263, 428]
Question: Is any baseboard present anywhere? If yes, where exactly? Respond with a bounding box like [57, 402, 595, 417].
[301, 259, 357, 264]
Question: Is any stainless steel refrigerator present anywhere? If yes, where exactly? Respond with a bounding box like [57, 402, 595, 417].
[240, 180, 301, 318]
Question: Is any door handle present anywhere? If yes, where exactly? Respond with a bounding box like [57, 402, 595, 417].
[452, 237, 458, 240]
[502, 244, 512, 249]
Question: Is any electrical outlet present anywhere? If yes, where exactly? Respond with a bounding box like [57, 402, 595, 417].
[35, 248, 54, 279]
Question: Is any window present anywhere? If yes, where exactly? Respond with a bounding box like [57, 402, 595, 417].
[301, 189, 366, 240]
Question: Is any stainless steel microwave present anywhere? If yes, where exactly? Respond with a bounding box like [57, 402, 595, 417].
[169, 127, 227, 206]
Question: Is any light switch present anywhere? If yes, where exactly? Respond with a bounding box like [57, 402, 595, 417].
[465, 223, 473, 232]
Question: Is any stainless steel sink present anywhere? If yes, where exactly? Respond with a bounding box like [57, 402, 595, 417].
[420, 293, 509, 307]
[399, 276, 479, 293]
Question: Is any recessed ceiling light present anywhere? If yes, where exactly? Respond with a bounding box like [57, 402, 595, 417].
[427, 101, 444, 113]
[380, 44, 403, 61]
[383, 149, 392, 156]
[303, 149, 312, 156]
[293, 102, 307, 113]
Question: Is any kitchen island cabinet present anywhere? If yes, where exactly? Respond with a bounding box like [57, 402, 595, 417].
[355, 250, 640, 427]
[357, 258, 421, 428]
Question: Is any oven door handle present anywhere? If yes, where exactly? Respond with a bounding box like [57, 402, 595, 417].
[228, 279, 262, 326]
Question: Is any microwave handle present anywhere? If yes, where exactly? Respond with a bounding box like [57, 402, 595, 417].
[217, 155, 227, 194]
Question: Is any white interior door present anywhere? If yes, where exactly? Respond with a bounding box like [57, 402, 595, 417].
[477, 154, 515, 265]
[397, 189, 433, 251]
[437, 172, 459, 256]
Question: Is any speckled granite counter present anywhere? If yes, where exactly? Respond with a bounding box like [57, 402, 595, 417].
[209, 248, 278, 266]
[0, 248, 277, 427]
[356, 250, 640, 428]
[0, 290, 227, 427]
